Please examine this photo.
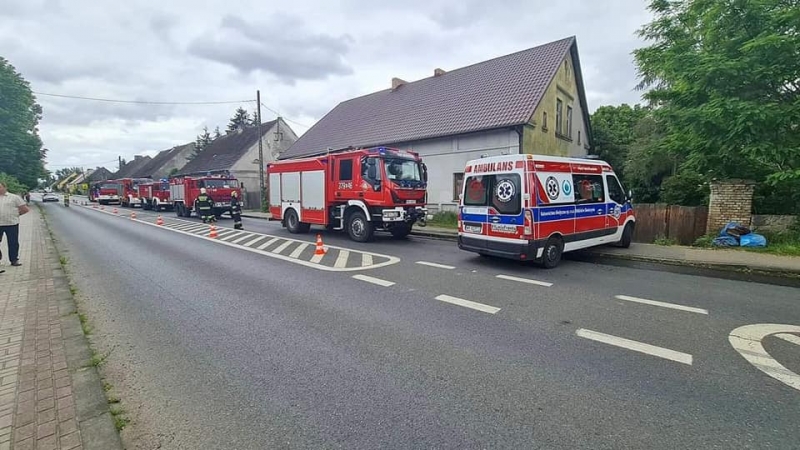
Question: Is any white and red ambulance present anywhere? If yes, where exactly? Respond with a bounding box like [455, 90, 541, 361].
[457, 154, 635, 268]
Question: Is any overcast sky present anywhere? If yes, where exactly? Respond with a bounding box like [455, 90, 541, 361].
[2, 0, 652, 173]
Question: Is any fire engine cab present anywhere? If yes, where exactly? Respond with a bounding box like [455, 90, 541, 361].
[457, 154, 635, 268]
[267, 147, 429, 242]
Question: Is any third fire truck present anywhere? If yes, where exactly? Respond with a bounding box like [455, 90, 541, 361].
[267, 146, 429, 242]
[138, 179, 173, 212]
[169, 172, 242, 218]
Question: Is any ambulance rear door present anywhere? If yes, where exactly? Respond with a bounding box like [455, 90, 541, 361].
[460, 161, 525, 249]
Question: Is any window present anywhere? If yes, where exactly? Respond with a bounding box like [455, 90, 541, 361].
[453, 173, 464, 202]
[572, 174, 605, 204]
[201, 179, 240, 188]
[339, 159, 353, 181]
[566, 106, 573, 139]
[577, 131, 581, 145]
[556, 99, 563, 135]
[606, 175, 626, 204]
[463, 174, 521, 215]
[542, 112, 548, 131]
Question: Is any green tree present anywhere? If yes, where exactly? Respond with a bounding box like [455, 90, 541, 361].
[227, 107, 251, 132]
[213, 126, 221, 140]
[0, 173, 26, 193]
[0, 57, 47, 188]
[633, 0, 800, 184]
[189, 126, 213, 160]
[591, 104, 649, 181]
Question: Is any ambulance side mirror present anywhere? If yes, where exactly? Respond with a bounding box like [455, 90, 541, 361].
[627, 189, 633, 202]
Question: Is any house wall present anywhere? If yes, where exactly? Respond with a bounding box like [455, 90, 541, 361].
[401, 128, 520, 211]
[523, 54, 589, 157]
[231, 119, 299, 208]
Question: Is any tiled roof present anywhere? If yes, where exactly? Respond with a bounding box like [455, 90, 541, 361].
[177, 120, 277, 174]
[133, 143, 193, 178]
[113, 156, 152, 179]
[281, 36, 587, 159]
[85, 167, 113, 182]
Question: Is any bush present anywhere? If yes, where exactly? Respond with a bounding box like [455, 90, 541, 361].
[660, 172, 709, 206]
[428, 211, 458, 227]
[0, 173, 26, 193]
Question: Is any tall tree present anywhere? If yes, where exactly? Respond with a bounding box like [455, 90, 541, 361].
[591, 104, 649, 181]
[227, 107, 251, 132]
[633, 0, 800, 184]
[0, 57, 47, 188]
[213, 126, 221, 140]
[189, 126, 213, 160]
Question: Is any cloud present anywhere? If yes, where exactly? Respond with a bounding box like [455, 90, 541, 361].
[187, 14, 354, 84]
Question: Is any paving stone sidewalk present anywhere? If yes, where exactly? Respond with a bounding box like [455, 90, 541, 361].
[0, 207, 121, 450]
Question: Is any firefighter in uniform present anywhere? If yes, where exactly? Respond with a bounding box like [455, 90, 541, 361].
[230, 191, 243, 230]
[196, 188, 215, 223]
[63, 191, 70, 207]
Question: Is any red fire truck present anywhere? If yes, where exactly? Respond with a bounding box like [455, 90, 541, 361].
[93, 180, 121, 205]
[267, 146, 429, 242]
[169, 172, 242, 218]
[117, 178, 151, 208]
[138, 179, 173, 212]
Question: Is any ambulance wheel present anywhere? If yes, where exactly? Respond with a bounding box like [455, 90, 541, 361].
[347, 211, 374, 242]
[540, 236, 563, 269]
[616, 223, 633, 248]
[285, 209, 302, 233]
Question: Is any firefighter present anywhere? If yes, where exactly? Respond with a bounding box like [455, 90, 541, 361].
[231, 191, 243, 230]
[196, 188, 215, 223]
[63, 191, 70, 207]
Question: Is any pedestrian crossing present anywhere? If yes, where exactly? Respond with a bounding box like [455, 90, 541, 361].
[88, 207, 400, 271]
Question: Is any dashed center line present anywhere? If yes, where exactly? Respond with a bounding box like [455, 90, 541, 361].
[576, 328, 693, 365]
[435, 294, 500, 314]
[416, 261, 455, 270]
[614, 295, 708, 315]
[352, 274, 396, 287]
[496, 274, 553, 287]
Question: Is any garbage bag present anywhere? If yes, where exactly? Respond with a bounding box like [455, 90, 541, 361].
[712, 236, 740, 247]
[739, 233, 767, 247]
[720, 221, 751, 238]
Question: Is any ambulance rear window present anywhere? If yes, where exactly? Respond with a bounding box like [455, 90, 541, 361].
[463, 174, 521, 215]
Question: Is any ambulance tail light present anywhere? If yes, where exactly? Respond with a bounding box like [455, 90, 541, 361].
[523, 209, 533, 237]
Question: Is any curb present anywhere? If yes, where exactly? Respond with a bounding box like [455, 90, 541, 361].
[38, 205, 124, 450]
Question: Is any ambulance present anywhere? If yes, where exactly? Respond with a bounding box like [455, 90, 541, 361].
[457, 154, 635, 268]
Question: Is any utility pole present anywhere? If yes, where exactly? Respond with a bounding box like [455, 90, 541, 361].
[256, 90, 265, 210]
[118, 156, 122, 172]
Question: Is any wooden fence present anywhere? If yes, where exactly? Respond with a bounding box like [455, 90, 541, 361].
[631, 204, 708, 245]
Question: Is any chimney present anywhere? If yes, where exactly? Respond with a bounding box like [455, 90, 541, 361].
[391, 77, 407, 90]
[434, 68, 446, 77]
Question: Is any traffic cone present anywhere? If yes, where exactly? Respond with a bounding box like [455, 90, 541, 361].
[130, 211, 137, 220]
[314, 234, 326, 255]
[112, 207, 118, 214]
[156, 215, 164, 226]
[208, 224, 218, 239]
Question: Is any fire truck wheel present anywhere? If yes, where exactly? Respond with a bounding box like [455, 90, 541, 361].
[616, 222, 634, 248]
[285, 209, 303, 233]
[347, 210, 374, 242]
[539, 236, 563, 269]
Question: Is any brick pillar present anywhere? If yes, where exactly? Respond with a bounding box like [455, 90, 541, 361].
[706, 180, 756, 234]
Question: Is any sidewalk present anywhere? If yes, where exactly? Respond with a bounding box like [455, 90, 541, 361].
[0, 207, 121, 450]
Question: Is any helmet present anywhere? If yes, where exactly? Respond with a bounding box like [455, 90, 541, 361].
[231, 191, 238, 197]
[200, 188, 207, 194]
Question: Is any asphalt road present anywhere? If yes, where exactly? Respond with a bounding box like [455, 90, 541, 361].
[39, 197, 800, 449]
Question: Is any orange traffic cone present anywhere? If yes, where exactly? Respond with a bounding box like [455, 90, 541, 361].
[112, 207, 118, 214]
[208, 224, 218, 239]
[314, 234, 326, 255]
[156, 215, 164, 226]
[130, 211, 137, 220]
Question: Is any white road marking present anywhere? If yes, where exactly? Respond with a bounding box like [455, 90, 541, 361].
[576, 329, 693, 365]
[416, 261, 455, 270]
[257, 238, 280, 250]
[496, 274, 553, 287]
[776, 333, 800, 346]
[289, 243, 310, 258]
[243, 236, 265, 247]
[309, 252, 325, 264]
[730, 324, 800, 391]
[231, 233, 254, 244]
[434, 294, 500, 315]
[362, 253, 373, 267]
[614, 295, 708, 315]
[334, 250, 350, 268]
[80, 204, 400, 271]
[221, 231, 246, 241]
[272, 240, 293, 254]
[352, 274, 395, 287]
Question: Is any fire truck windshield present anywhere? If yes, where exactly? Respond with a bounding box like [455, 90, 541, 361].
[100, 183, 118, 190]
[202, 179, 239, 189]
[384, 158, 422, 182]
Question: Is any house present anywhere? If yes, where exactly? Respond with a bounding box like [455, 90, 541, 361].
[132, 142, 195, 179]
[112, 155, 153, 179]
[85, 167, 113, 183]
[177, 118, 298, 208]
[67, 169, 94, 194]
[279, 36, 592, 211]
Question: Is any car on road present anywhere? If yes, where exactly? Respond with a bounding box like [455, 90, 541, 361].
[42, 193, 59, 202]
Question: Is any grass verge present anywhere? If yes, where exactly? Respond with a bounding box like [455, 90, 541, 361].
[426, 211, 458, 229]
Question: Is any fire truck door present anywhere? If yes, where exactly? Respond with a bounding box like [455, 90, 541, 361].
[335, 158, 356, 199]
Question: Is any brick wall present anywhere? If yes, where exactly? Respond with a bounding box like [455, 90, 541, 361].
[706, 180, 756, 234]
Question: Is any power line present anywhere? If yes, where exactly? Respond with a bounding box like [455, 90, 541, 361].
[260, 102, 312, 128]
[33, 92, 256, 105]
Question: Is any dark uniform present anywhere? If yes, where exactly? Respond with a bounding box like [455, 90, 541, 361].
[231, 191, 243, 230]
[196, 189, 215, 223]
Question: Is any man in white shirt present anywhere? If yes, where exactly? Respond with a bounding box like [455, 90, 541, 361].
[0, 181, 30, 269]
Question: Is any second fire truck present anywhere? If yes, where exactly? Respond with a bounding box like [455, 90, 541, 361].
[169, 172, 242, 218]
[267, 147, 429, 242]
